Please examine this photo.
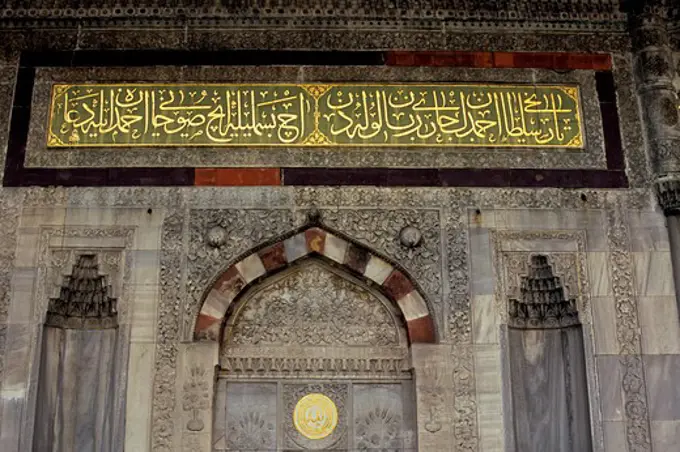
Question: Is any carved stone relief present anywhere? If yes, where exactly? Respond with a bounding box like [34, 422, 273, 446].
[307, 208, 443, 331]
[491, 230, 589, 326]
[507, 255, 580, 329]
[605, 203, 653, 452]
[21, 225, 134, 452]
[184, 209, 294, 341]
[224, 262, 403, 348]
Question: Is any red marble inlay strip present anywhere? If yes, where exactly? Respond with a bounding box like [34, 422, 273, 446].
[212, 265, 246, 298]
[258, 242, 288, 272]
[195, 168, 281, 186]
[382, 269, 415, 301]
[195, 313, 221, 337]
[406, 316, 436, 343]
[386, 51, 612, 71]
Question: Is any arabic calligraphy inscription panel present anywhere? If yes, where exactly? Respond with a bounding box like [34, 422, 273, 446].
[48, 83, 584, 148]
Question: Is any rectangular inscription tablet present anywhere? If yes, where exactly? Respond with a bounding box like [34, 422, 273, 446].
[47, 83, 583, 148]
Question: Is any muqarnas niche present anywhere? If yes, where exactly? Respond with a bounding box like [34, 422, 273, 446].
[506, 255, 593, 452]
[33, 254, 123, 452]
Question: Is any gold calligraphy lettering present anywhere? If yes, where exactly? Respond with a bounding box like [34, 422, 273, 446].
[47, 83, 583, 148]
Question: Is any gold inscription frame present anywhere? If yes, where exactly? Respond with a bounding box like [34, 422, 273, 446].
[47, 83, 584, 149]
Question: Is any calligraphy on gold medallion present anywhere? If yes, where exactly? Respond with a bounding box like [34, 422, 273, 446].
[47, 83, 584, 148]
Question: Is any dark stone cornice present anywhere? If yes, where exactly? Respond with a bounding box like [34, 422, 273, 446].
[0, 1, 630, 32]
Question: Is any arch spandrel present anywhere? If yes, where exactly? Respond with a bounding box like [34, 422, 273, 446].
[194, 225, 437, 345]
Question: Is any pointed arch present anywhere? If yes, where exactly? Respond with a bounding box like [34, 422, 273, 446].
[194, 225, 436, 344]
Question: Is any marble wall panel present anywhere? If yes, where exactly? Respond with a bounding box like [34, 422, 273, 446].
[123, 342, 154, 452]
[472, 294, 499, 345]
[591, 297, 619, 355]
[632, 251, 676, 297]
[638, 296, 680, 354]
[651, 420, 680, 452]
[474, 345, 505, 452]
[643, 355, 680, 421]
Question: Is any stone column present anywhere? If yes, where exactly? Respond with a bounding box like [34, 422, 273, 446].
[656, 178, 680, 313]
[630, 2, 680, 311]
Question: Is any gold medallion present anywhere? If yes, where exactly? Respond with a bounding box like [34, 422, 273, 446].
[293, 393, 338, 440]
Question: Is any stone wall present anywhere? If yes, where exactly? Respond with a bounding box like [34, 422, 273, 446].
[0, 187, 676, 451]
[0, 2, 678, 451]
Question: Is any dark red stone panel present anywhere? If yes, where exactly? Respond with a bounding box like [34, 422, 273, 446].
[406, 316, 436, 343]
[195, 168, 281, 186]
[258, 243, 288, 272]
[212, 265, 246, 297]
[382, 270, 415, 301]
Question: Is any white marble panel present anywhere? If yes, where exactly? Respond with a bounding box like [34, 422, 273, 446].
[18, 207, 67, 228]
[468, 208, 497, 228]
[628, 210, 670, 252]
[638, 296, 680, 354]
[651, 420, 680, 452]
[124, 343, 155, 452]
[130, 250, 160, 286]
[587, 252, 612, 297]
[474, 345, 502, 394]
[470, 228, 494, 296]
[501, 238, 579, 252]
[644, 354, 680, 420]
[596, 355, 624, 421]
[495, 209, 563, 230]
[590, 297, 619, 355]
[13, 232, 39, 267]
[602, 421, 627, 452]
[129, 285, 159, 343]
[8, 267, 36, 322]
[477, 392, 505, 452]
[633, 252, 675, 297]
[472, 294, 499, 344]
[63, 207, 118, 226]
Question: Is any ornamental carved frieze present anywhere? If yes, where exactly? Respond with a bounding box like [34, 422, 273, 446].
[507, 255, 580, 329]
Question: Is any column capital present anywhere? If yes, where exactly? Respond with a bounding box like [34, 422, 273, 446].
[655, 174, 680, 215]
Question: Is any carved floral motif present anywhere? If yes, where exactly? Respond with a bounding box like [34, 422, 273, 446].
[226, 412, 276, 450]
[226, 263, 401, 347]
[355, 406, 402, 449]
[182, 366, 210, 432]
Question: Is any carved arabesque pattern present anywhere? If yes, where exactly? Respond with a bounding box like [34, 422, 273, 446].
[185, 209, 294, 340]
[606, 203, 652, 452]
[310, 208, 442, 312]
[226, 263, 401, 347]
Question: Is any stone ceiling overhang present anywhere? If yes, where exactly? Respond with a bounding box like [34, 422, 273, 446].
[0, 1, 631, 32]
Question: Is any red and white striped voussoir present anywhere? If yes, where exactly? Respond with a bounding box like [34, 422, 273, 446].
[195, 226, 436, 343]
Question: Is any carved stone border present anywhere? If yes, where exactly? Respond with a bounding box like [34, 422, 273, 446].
[605, 201, 653, 452]
[21, 225, 135, 452]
